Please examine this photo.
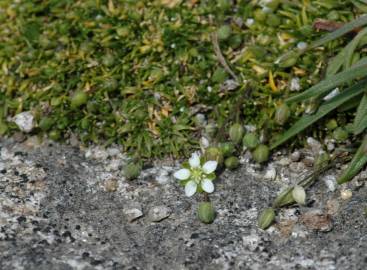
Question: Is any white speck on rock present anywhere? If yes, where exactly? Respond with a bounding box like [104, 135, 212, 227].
[297, 42, 308, 50]
[290, 77, 301, 91]
[306, 137, 323, 155]
[276, 157, 291, 166]
[13, 111, 34, 133]
[155, 168, 171, 184]
[290, 151, 301, 162]
[264, 167, 276, 180]
[242, 232, 260, 251]
[322, 175, 337, 192]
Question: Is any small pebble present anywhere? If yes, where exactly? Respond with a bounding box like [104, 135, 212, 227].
[104, 179, 118, 192]
[340, 189, 352, 200]
[322, 175, 337, 192]
[290, 151, 301, 162]
[306, 137, 323, 155]
[302, 157, 314, 167]
[289, 162, 305, 173]
[123, 204, 143, 222]
[148, 206, 171, 222]
[277, 157, 291, 166]
[13, 111, 34, 133]
[264, 167, 276, 180]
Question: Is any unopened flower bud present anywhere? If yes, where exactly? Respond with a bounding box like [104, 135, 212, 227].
[292, 185, 306, 205]
[252, 144, 270, 163]
[274, 104, 290, 125]
[198, 202, 215, 224]
[224, 156, 239, 170]
[229, 123, 244, 144]
[258, 207, 275, 230]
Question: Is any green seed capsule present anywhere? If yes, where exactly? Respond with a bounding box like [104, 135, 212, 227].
[333, 127, 348, 142]
[229, 123, 244, 144]
[243, 133, 259, 149]
[315, 152, 329, 169]
[252, 144, 270, 163]
[217, 25, 231, 40]
[266, 13, 281, 27]
[326, 119, 338, 130]
[116, 26, 130, 37]
[70, 91, 88, 108]
[0, 121, 8, 135]
[124, 162, 142, 180]
[198, 202, 215, 224]
[224, 156, 239, 170]
[217, 0, 231, 10]
[272, 187, 295, 208]
[212, 67, 228, 83]
[80, 118, 90, 130]
[258, 208, 275, 230]
[274, 104, 290, 125]
[219, 142, 235, 157]
[39, 117, 54, 131]
[102, 53, 115, 67]
[205, 147, 224, 165]
[261, 0, 280, 10]
[253, 9, 267, 22]
[49, 130, 61, 141]
[278, 56, 298, 68]
[102, 78, 119, 92]
[205, 123, 217, 138]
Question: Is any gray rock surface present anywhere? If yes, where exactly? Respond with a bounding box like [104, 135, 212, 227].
[0, 138, 366, 270]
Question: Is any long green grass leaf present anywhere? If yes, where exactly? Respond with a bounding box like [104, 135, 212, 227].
[345, 28, 367, 69]
[286, 63, 367, 103]
[326, 48, 346, 76]
[353, 92, 367, 134]
[337, 135, 367, 184]
[271, 78, 367, 149]
[309, 15, 367, 49]
[276, 15, 367, 64]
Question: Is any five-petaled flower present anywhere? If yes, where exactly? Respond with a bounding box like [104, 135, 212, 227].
[174, 153, 218, 197]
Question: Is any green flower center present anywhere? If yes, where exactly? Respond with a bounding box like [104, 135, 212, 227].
[191, 168, 203, 183]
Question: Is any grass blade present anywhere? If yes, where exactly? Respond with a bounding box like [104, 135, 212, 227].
[276, 15, 367, 65]
[326, 48, 346, 76]
[286, 63, 367, 103]
[337, 135, 367, 184]
[308, 15, 367, 50]
[271, 78, 367, 149]
[344, 28, 367, 69]
[353, 92, 367, 134]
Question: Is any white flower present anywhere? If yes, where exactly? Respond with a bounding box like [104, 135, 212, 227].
[174, 153, 218, 197]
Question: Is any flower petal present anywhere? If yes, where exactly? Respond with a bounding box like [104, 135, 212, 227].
[189, 153, 201, 168]
[174, 169, 191, 180]
[185, 181, 197, 197]
[202, 160, 218, 174]
[201, 179, 214, 193]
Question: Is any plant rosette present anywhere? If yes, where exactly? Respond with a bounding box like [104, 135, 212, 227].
[174, 153, 218, 197]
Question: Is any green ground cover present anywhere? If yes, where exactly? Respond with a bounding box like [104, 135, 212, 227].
[0, 0, 365, 158]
